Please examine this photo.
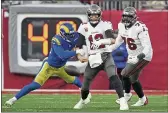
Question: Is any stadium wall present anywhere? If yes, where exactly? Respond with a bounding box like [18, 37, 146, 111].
[2, 10, 168, 90]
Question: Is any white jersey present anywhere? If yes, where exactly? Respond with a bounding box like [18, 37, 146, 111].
[116, 21, 153, 61]
[78, 20, 113, 54]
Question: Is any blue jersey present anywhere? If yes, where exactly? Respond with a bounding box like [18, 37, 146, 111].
[47, 33, 79, 68]
[112, 43, 128, 69]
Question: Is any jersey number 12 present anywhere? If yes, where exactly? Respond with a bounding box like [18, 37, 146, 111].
[89, 34, 105, 50]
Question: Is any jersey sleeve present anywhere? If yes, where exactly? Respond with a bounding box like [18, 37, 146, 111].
[51, 36, 76, 60]
[137, 26, 153, 56]
[77, 23, 85, 36]
[118, 22, 124, 35]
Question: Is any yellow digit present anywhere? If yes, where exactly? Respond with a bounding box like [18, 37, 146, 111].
[56, 21, 77, 34]
[28, 23, 48, 56]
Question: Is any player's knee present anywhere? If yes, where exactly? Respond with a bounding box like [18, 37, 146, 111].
[123, 76, 129, 81]
[130, 78, 138, 84]
[34, 77, 44, 86]
[81, 76, 92, 90]
[121, 69, 127, 76]
[64, 76, 75, 84]
[109, 75, 122, 87]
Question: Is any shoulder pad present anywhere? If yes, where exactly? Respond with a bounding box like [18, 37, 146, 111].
[118, 22, 124, 29]
[52, 35, 61, 45]
[135, 22, 148, 33]
[79, 23, 88, 32]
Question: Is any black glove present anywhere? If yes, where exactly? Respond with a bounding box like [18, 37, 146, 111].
[137, 53, 145, 60]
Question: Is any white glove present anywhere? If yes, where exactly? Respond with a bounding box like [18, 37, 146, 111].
[91, 39, 112, 50]
[76, 49, 85, 56]
[127, 55, 139, 64]
[91, 41, 102, 50]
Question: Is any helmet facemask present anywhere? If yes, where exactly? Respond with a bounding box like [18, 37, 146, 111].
[122, 14, 137, 28]
[122, 7, 137, 28]
[87, 4, 102, 24]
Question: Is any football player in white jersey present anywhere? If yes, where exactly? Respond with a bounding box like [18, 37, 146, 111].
[92, 7, 153, 107]
[74, 4, 129, 110]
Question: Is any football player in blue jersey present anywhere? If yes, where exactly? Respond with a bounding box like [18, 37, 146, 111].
[5, 23, 89, 107]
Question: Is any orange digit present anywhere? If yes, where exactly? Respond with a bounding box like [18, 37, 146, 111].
[56, 21, 77, 34]
[28, 23, 48, 56]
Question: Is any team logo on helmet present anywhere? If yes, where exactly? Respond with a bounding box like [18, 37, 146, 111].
[60, 23, 76, 43]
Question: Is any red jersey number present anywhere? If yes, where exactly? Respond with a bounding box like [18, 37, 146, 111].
[89, 34, 105, 50]
[122, 37, 137, 50]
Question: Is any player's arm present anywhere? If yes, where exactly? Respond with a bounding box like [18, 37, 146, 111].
[104, 29, 116, 44]
[137, 27, 153, 59]
[94, 21, 116, 45]
[75, 33, 88, 63]
[91, 22, 118, 47]
[52, 37, 84, 60]
[76, 33, 86, 49]
[108, 34, 124, 51]
[75, 24, 88, 63]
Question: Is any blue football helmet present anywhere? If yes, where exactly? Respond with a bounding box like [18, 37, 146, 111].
[60, 23, 77, 43]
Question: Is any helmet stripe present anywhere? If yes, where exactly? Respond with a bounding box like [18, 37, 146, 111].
[60, 25, 70, 33]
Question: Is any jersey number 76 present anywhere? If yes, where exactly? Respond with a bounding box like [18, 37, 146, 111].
[122, 36, 137, 50]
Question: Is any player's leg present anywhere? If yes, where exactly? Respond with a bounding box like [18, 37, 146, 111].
[104, 54, 128, 110]
[117, 68, 124, 87]
[56, 66, 82, 88]
[121, 59, 149, 106]
[74, 64, 100, 109]
[109, 68, 123, 89]
[119, 64, 133, 104]
[128, 60, 149, 106]
[5, 59, 52, 107]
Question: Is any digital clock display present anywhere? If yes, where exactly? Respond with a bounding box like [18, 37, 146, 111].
[21, 17, 82, 61]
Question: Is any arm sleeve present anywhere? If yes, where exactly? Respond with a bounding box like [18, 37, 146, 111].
[109, 34, 124, 51]
[76, 33, 86, 49]
[53, 44, 76, 60]
[138, 30, 153, 55]
[52, 38, 76, 60]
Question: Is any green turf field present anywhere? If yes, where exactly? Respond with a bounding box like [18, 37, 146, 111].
[2, 94, 168, 112]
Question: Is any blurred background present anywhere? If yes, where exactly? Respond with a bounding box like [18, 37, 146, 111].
[1, 0, 168, 92]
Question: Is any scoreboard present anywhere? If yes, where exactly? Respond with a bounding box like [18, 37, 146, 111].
[9, 4, 88, 75]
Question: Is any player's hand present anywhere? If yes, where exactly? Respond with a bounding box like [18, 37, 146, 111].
[137, 53, 145, 60]
[76, 49, 85, 56]
[77, 54, 88, 63]
[91, 41, 101, 50]
[127, 55, 139, 64]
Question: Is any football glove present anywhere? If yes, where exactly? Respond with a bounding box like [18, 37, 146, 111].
[137, 53, 145, 60]
[91, 41, 101, 50]
[127, 55, 139, 64]
[76, 49, 85, 56]
[91, 39, 112, 50]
